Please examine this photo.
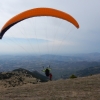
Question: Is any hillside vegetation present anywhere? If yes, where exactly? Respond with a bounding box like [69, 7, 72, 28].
[0, 73, 100, 100]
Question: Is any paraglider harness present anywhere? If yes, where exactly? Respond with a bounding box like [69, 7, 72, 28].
[42, 66, 52, 81]
[45, 68, 50, 77]
[42, 66, 51, 77]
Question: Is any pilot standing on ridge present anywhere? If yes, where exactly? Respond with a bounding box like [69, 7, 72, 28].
[42, 66, 52, 81]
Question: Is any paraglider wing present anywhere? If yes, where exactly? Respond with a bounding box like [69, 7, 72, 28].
[0, 7, 79, 39]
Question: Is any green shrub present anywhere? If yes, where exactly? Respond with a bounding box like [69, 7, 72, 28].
[70, 74, 77, 79]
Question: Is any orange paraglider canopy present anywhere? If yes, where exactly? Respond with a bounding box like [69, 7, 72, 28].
[0, 7, 79, 39]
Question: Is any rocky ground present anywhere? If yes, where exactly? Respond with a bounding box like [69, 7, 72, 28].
[0, 73, 100, 100]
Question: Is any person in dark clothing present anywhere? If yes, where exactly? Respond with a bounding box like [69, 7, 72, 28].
[42, 67, 52, 80]
[45, 68, 50, 77]
[42, 67, 51, 77]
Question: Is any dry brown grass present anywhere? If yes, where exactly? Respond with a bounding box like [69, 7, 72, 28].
[0, 74, 100, 100]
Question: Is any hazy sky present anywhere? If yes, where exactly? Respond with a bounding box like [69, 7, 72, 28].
[0, 0, 100, 55]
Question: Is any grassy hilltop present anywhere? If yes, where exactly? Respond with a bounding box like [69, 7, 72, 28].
[0, 71, 100, 100]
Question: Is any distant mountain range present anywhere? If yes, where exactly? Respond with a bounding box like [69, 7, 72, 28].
[76, 66, 100, 77]
[0, 53, 100, 80]
[62, 65, 100, 79]
[31, 52, 100, 62]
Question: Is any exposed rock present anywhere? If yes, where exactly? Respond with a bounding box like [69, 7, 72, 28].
[0, 68, 39, 87]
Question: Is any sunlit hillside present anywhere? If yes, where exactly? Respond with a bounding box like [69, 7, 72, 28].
[0, 73, 100, 100]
